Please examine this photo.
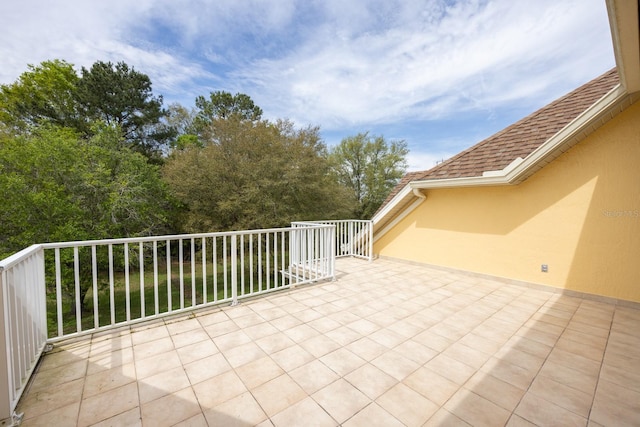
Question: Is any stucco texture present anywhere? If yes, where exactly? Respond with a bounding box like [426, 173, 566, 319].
[375, 101, 640, 302]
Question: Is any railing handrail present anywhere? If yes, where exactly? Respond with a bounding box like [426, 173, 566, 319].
[39, 224, 332, 249]
[0, 244, 43, 272]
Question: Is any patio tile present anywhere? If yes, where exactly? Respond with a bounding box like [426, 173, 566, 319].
[87, 346, 134, 376]
[376, 383, 438, 426]
[290, 359, 340, 394]
[344, 363, 397, 400]
[212, 330, 252, 351]
[19, 402, 80, 427]
[171, 327, 210, 348]
[90, 407, 141, 427]
[176, 339, 219, 365]
[538, 360, 598, 395]
[255, 331, 296, 354]
[203, 391, 268, 426]
[196, 310, 229, 326]
[299, 334, 341, 358]
[325, 325, 362, 346]
[282, 323, 321, 343]
[77, 381, 139, 426]
[590, 379, 640, 426]
[242, 321, 280, 340]
[270, 397, 337, 427]
[464, 370, 525, 412]
[89, 334, 132, 358]
[252, 374, 306, 417]
[443, 342, 492, 370]
[133, 336, 174, 361]
[546, 348, 601, 378]
[192, 370, 248, 409]
[480, 357, 537, 390]
[371, 349, 420, 381]
[444, 388, 511, 427]
[528, 375, 592, 418]
[38, 345, 90, 372]
[130, 324, 169, 345]
[424, 408, 472, 426]
[320, 348, 366, 377]
[269, 316, 303, 332]
[312, 379, 370, 424]
[184, 352, 231, 384]
[222, 341, 267, 368]
[83, 362, 136, 398]
[28, 359, 87, 393]
[19, 378, 85, 421]
[138, 365, 191, 404]
[135, 349, 182, 380]
[203, 319, 239, 338]
[271, 344, 315, 371]
[173, 413, 208, 427]
[166, 317, 202, 335]
[404, 366, 459, 406]
[515, 392, 587, 427]
[235, 356, 284, 389]
[425, 353, 476, 385]
[342, 403, 403, 427]
[140, 387, 201, 427]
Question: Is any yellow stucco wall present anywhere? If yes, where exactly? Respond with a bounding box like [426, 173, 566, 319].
[375, 101, 640, 302]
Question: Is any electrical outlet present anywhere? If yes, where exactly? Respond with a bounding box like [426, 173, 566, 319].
[541, 264, 548, 273]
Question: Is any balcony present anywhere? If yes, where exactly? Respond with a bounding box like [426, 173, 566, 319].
[2, 221, 640, 426]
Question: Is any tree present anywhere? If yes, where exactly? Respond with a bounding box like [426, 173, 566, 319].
[0, 60, 82, 132]
[163, 116, 353, 232]
[0, 124, 174, 312]
[194, 91, 263, 135]
[76, 61, 171, 160]
[329, 132, 408, 219]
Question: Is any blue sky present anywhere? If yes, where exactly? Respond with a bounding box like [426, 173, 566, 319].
[1, 0, 615, 170]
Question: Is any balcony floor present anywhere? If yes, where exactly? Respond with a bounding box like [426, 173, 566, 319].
[17, 258, 640, 426]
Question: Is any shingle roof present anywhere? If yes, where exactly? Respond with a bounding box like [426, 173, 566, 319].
[378, 68, 619, 211]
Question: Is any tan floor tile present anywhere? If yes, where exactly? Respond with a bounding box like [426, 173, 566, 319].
[19, 378, 85, 421]
[345, 363, 397, 400]
[464, 370, 525, 412]
[299, 334, 341, 358]
[78, 382, 139, 426]
[184, 352, 231, 384]
[28, 359, 87, 393]
[90, 407, 140, 427]
[203, 391, 267, 426]
[590, 379, 640, 427]
[140, 386, 200, 427]
[443, 342, 491, 370]
[501, 335, 553, 359]
[19, 402, 80, 427]
[368, 328, 406, 348]
[270, 314, 304, 331]
[212, 330, 252, 351]
[290, 359, 340, 394]
[391, 339, 438, 364]
[346, 337, 388, 361]
[235, 356, 284, 389]
[223, 341, 267, 368]
[325, 325, 362, 346]
[457, 332, 502, 355]
[376, 383, 438, 426]
[424, 408, 472, 426]
[171, 328, 210, 349]
[515, 392, 587, 427]
[444, 388, 511, 427]
[494, 346, 545, 372]
[232, 312, 265, 328]
[271, 397, 337, 427]
[83, 362, 136, 398]
[413, 329, 454, 352]
[133, 336, 174, 361]
[87, 346, 134, 375]
[176, 339, 219, 365]
[599, 362, 640, 393]
[312, 379, 370, 424]
[546, 348, 601, 377]
[505, 414, 538, 427]
[404, 366, 459, 406]
[196, 310, 229, 326]
[271, 344, 315, 371]
[282, 323, 321, 343]
[89, 334, 132, 358]
[166, 317, 202, 335]
[192, 370, 248, 409]
[131, 324, 169, 345]
[346, 318, 380, 335]
[528, 375, 592, 418]
[204, 319, 240, 338]
[307, 316, 342, 333]
[425, 354, 476, 385]
[243, 321, 280, 340]
[320, 348, 366, 377]
[172, 413, 208, 427]
[480, 357, 537, 390]
[252, 374, 306, 417]
[555, 336, 606, 362]
[343, 403, 403, 427]
[255, 331, 296, 354]
[38, 347, 89, 373]
[135, 350, 182, 380]
[138, 365, 191, 404]
[538, 360, 598, 395]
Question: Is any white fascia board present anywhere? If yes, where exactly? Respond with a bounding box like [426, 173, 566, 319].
[371, 184, 414, 225]
[411, 84, 628, 191]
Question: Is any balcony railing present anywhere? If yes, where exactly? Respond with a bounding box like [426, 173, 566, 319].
[0, 220, 371, 423]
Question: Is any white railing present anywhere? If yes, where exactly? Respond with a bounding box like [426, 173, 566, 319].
[0, 245, 48, 424]
[41, 224, 335, 342]
[293, 220, 373, 261]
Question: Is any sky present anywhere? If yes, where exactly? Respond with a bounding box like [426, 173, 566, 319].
[0, 0, 615, 171]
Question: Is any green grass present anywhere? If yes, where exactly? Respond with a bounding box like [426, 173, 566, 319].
[47, 259, 289, 336]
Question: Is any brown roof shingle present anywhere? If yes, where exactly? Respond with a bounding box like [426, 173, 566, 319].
[378, 68, 619, 212]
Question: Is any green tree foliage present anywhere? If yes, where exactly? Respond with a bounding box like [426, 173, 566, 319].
[194, 91, 263, 134]
[329, 132, 408, 219]
[0, 124, 172, 256]
[76, 61, 171, 161]
[0, 60, 81, 132]
[163, 116, 353, 232]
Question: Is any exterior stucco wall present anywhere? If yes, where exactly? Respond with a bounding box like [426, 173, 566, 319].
[375, 101, 640, 302]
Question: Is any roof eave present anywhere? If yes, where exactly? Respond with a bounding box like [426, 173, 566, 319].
[607, 0, 640, 93]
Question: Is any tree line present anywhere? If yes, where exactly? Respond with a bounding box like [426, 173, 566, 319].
[0, 59, 408, 258]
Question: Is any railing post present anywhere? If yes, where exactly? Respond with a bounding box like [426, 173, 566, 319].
[368, 220, 373, 262]
[0, 269, 12, 424]
[230, 234, 238, 306]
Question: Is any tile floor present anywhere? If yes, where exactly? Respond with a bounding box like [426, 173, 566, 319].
[16, 258, 640, 426]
